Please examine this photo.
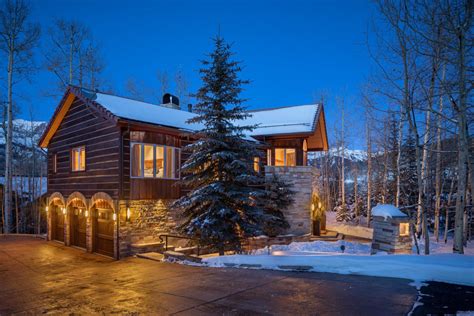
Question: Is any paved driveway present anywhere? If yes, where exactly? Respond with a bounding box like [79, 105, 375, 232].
[0, 237, 416, 315]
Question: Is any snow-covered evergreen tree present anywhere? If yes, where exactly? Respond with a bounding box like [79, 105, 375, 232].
[172, 35, 266, 254]
[260, 174, 293, 237]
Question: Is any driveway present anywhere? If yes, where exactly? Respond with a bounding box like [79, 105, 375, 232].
[0, 237, 416, 315]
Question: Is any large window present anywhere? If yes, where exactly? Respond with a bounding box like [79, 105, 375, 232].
[131, 143, 180, 179]
[71, 146, 86, 171]
[274, 148, 296, 166]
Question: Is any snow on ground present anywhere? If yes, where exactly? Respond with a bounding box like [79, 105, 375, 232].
[253, 240, 371, 255]
[326, 211, 373, 239]
[204, 252, 474, 286]
[201, 235, 474, 286]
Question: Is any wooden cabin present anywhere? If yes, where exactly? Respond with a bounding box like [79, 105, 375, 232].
[39, 87, 328, 258]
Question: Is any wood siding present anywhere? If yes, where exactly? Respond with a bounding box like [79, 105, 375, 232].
[47, 97, 121, 199]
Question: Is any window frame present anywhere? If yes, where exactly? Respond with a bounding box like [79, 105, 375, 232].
[71, 146, 86, 172]
[274, 148, 296, 167]
[130, 142, 181, 180]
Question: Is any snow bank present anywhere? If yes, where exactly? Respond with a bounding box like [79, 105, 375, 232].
[253, 240, 371, 255]
[204, 253, 474, 286]
[372, 204, 407, 219]
[326, 211, 373, 239]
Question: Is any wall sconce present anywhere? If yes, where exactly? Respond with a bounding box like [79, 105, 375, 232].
[113, 213, 117, 221]
[318, 201, 322, 209]
[62, 208, 66, 215]
[311, 204, 315, 211]
[45, 206, 49, 213]
[126, 207, 131, 221]
[85, 210, 89, 218]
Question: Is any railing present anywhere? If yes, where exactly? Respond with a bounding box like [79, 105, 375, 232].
[158, 234, 202, 256]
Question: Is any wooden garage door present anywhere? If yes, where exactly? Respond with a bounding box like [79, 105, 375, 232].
[53, 207, 64, 242]
[71, 208, 87, 249]
[94, 208, 114, 257]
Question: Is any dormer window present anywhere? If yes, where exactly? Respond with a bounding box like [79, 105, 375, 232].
[71, 146, 86, 172]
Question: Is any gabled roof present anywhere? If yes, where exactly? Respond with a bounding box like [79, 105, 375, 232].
[39, 87, 328, 150]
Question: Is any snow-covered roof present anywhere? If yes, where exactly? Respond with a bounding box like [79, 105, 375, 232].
[245, 104, 318, 136]
[372, 204, 407, 219]
[91, 91, 319, 136]
[93, 93, 202, 131]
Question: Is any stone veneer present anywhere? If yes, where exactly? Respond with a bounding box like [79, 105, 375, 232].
[371, 216, 412, 254]
[118, 199, 181, 257]
[265, 166, 317, 235]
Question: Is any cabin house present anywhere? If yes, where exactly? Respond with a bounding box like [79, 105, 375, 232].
[39, 87, 328, 258]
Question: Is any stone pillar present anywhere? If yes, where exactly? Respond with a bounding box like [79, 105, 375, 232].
[46, 205, 52, 241]
[371, 216, 412, 254]
[85, 209, 93, 253]
[265, 166, 317, 235]
[64, 208, 71, 246]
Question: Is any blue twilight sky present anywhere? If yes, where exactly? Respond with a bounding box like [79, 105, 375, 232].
[21, 0, 377, 148]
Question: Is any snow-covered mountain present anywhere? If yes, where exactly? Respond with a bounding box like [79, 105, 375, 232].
[0, 119, 47, 147]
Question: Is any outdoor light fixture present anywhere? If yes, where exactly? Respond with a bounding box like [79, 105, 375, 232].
[85, 210, 89, 218]
[45, 206, 49, 213]
[126, 207, 131, 221]
[311, 204, 315, 211]
[113, 213, 117, 221]
[62, 208, 66, 215]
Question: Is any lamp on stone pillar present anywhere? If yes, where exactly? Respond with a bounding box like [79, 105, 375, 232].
[126, 207, 131, 222]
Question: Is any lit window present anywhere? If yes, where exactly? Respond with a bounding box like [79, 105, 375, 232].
[254, 157, 260, 172]
[131, 144, 142, 177]
[144, 145, 154, 177]
[155, 146, 164, 177]
[71, 146, 86, 171]
[399, 223, 410, 236]
[131, 143, 180, 179]
[274, 148, 296, 166]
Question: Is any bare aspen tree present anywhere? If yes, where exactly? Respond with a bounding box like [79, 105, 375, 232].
[175, 67, 189, 107]
[0, 0, 40, 233]
[434, 65, 446, 241]
[157, 70, 169, 97]
[45, 19, 103, 93]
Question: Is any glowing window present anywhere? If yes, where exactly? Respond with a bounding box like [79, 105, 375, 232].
[254, 157, 260, 172]
[274, 148, 296, 166]
[71, 146, 85, 171]
[131, 143, 180, 179]
[399, 223, 410, 236]
[144, 144, 154, 177]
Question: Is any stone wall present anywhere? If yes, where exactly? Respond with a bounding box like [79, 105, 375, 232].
[265, 166, 317, 235]
[371, 216, 412, 254]
[118, 199, 181, 257]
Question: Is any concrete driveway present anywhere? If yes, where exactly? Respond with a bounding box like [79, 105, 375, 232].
[0, 237, 416, 315]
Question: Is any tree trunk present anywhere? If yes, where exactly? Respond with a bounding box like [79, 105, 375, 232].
[366, 114, 372, 227]
[434, 66, 445, 242]
[453, 23, 468, 254]
[395, 108, 403, 208]
[3, 48, 14, 234]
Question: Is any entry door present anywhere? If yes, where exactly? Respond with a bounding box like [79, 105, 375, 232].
[53, 207, 64, 242]
[94, 208, 114, 257]
[71, 208, 87, 248]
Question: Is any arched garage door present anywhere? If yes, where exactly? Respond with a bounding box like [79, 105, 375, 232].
[92, 200, 115, 257]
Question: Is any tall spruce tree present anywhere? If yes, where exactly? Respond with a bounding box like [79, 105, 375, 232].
[172, 35, 266, 254]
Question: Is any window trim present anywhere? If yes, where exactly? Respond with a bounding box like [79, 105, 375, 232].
[274, 148, 296, 167]
[71, 146, 86, 172]
[130, 142, 181, 180]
